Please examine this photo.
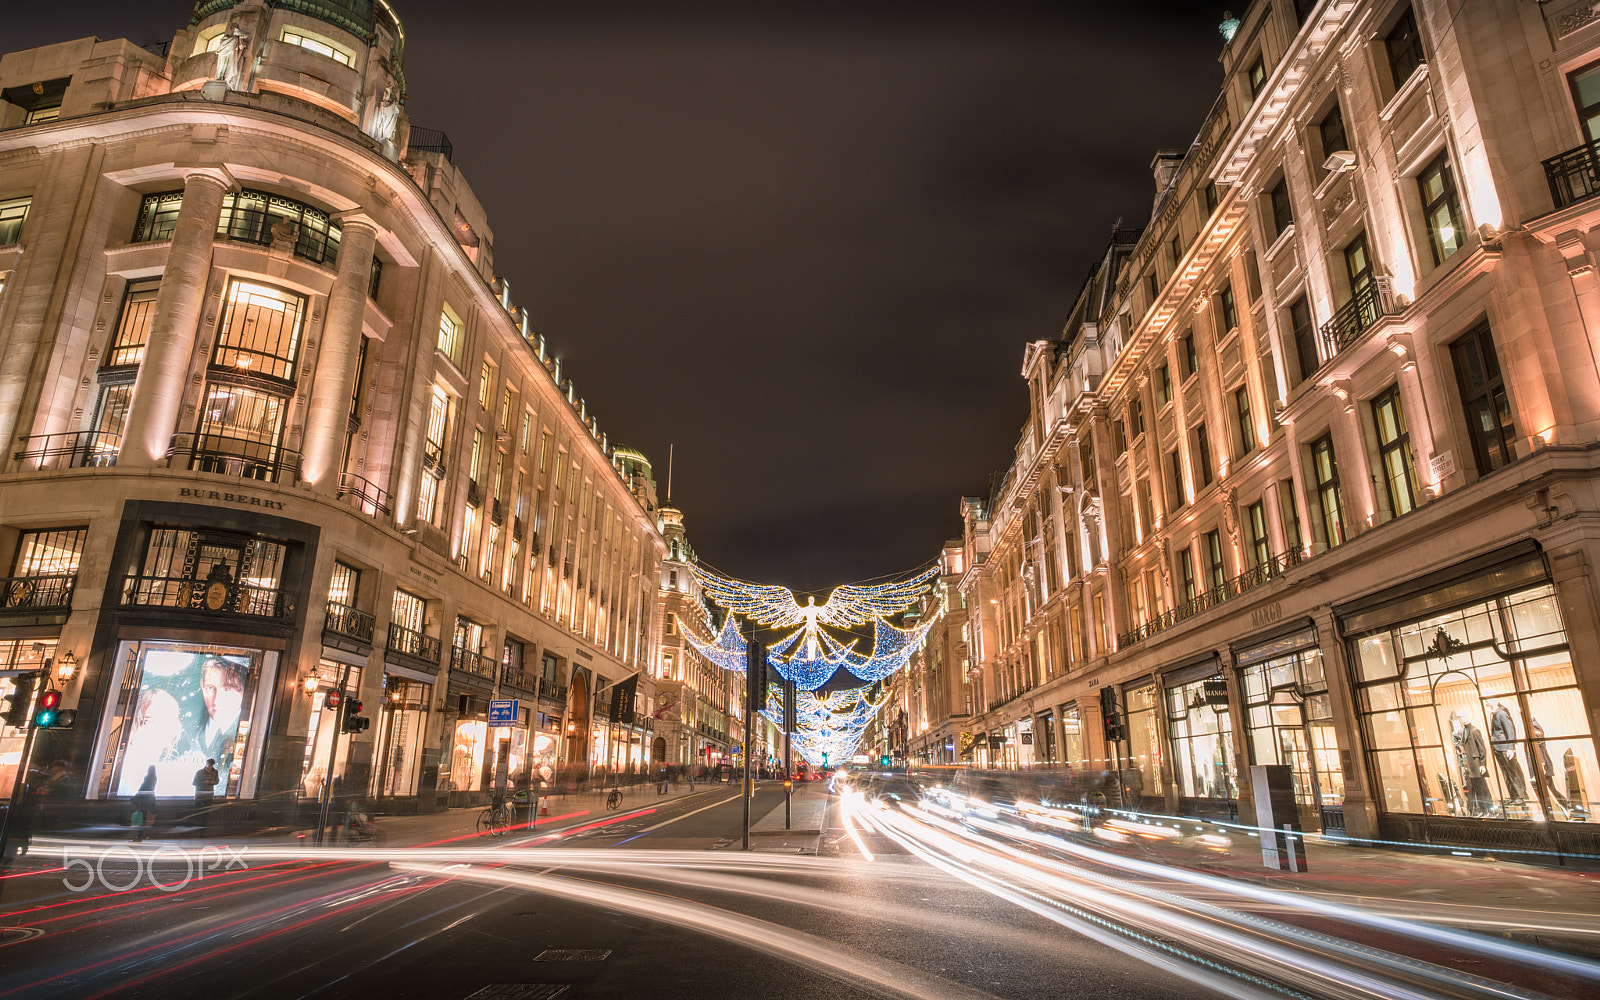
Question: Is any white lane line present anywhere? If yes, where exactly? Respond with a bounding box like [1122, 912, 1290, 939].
[614, 794, 743, 838]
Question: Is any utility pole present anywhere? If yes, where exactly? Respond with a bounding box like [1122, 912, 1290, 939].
[741, 623, 763, 851]
[315, 660, 352, 846]
[783, 675, 794, 830]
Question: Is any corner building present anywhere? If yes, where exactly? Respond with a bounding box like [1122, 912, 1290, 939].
[952, 0, 1600, 856]
[0, 1, 666, 816]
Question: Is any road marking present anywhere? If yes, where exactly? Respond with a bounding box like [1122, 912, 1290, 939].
[611, 794, 741, 844]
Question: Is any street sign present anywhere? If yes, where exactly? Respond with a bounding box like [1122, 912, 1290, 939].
[488, 699, 518, 724]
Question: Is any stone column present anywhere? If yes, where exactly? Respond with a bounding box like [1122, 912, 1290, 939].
[300, 216, 378, 491]
[120, 170, 231, 467]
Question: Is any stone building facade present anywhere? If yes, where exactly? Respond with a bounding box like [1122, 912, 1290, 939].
[0, 0, 667, 816]
[927, 0, 1600, 856]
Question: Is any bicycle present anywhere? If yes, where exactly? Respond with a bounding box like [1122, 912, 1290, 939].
[605, 785, 623, 810]
[477, 795, 513, 836]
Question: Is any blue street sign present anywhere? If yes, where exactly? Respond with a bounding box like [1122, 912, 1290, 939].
[488, 699, 518, 724]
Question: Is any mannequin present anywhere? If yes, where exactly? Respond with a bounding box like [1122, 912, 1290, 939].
[1450, 710, 1492, 816]
[1488, 701, 1528, 803]
[1528, 719, 1571, 819]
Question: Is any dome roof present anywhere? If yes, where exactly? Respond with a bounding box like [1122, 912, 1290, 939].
[191, 0, 404, 47]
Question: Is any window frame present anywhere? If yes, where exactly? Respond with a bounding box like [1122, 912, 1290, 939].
[1372, 384, 1420, 518]
[1450, 322, 1519, 475]
[1310, 434, 1347, 548]
[1384, 6, 1426, 92]
[1235, 386, 1256, 454]
[1417, 150, 1466, 267]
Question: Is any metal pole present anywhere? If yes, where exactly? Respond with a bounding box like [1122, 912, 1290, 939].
[784, 677, 794, 830]
[314, 661, 352, 846]
[742, 625, 758, 850]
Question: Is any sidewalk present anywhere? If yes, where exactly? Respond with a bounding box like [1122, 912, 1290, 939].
[746, 779, 831, 853]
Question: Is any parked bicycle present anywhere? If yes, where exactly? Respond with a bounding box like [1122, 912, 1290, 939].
[605, 785, 623, 810]
[477, 794, 513, 836]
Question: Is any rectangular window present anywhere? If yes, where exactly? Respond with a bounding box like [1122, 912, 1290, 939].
[1137, 479, 1154, 538]
[12, 527, 87, 577]
[438, 308, 464, 367]
[216, 190, 340, 264]
[1204, 529, 1226, 595]
[1112, 419, 1128, 455]
[213, 280, 306, 384]
[1246, 56, 1267, 106]
[470, 429, 485, 492]
[416, 468, 440, 525]
[1373, 385, 1419, 518]
[1181, 330, 1199, 377]
[1127, 397, 1144, 439]
[1311, 435, 1346, 548]
[1270, 177, 1293, 238]
[1451, 322, 1519, 474]
[1244, 248, 1263, 301]
[131, 191, 183, 243]
[91, 384, 133, 451]
[1216, 285, 1239, 335]
[281, 28, 353, 66]
[478, 360, 494, 409]
[1247, 501, 1270, 569]
[1168, 234, 1183, 270]
[521, 410, 533, 453]
[194, 383, 287, 476]
[0, 196, 32, 246]
[1385, 7, 1425, 91]
[539, 430, 553, 473]
[1289, 296, 1319, 384]
[1235, 386, 1256, 453]
[1193, 422, 1213, 487]
[107, 282, 159, 367]
[1417, 151, 1465, 266]
[392, 589, 425, 632]
[1344, 230, 1376, 330]
[1079, 438, 1096, 486]
[1318, 102, 1349, 162]
[329, 561, 360, 607]
[423, 386, 450, 467]
[554, 450, 568, 490]
[1179, 547, 1197, 604]
[1155, 363, 1172, 408]
[1168, 449, 1186, 511]
[1570, 59, 1600, 144]
[500, 389, 513, 434]
[1204, 181, 1220, 216]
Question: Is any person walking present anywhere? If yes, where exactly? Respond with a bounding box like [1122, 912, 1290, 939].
[192, 758, 220, 825]
[131, 765, 157, 841]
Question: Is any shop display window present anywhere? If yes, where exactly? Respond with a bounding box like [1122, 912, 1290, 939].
[1123, 682, 1164, 802]
[1352, 584, 1596, 823]
[1165, 674, 1236, 801]
[1242, 646, 1343, 808]
[373, 674, 430, 798]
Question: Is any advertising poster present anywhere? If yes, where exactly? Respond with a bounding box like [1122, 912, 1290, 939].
[117, 646, 254, 798]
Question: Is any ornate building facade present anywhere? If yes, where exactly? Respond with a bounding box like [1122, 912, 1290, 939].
[0, 0, 667, 817]
[935, 0, 1600, 856]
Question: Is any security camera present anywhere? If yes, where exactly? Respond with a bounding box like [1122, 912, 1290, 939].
[1324, 150, 1356, 172]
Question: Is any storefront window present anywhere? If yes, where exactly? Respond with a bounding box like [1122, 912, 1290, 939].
[1241, 641, 1343, 808]
[1062, 704, 1087, 776]
[1123, 682, 1164, 802]
[300, 661, 363, 798]
[450, 718, 487, 793]
[99, 641, 271, 800]
[1166, 674, 1236, 801]
[372, 674, 430, 797]
[1353, 584, 1597, 823]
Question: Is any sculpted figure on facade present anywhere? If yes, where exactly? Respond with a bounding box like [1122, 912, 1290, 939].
[213, 25, 252, 92]
[367, 83, 402, 147]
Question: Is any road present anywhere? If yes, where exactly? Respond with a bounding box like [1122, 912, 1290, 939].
[0, 780, 1596, 1000]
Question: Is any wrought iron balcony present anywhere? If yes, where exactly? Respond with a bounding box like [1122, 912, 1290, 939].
[500, 666, 540, 695]
[451, 645, 498, 680]
[387, 622, 441, 665]
[491, 498, 505, 526]
[0, 574, 76, 613]
[407, 126, 454, 163]
[1544, 138, 1600, 210]
[540, 682, 567, 704]
[466, 480, 482, 508]
[337, 472, 392, 518]
[323, 600, 375, 645]
[1117, 548, 1304, 649]
[1320, 280, 1396, 357]
[168, 434, 300, 484]
[13, 431, 122, 469]
[121, 575, 293, 620]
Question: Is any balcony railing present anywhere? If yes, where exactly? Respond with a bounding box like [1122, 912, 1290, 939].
[168, 434, 300, 484]
[337, 472, 392, 518]
[1117, 548, 1304, 649]
[121, 575, 293, 620]
[500, 666, 540, 694]
[407, 126, 454, 163]
[451, 645, 498, 680]
[540, 682, 567, 704]
[1545, 139, 1600, 210]
[1320, 280, 1395, 357]
[13, 431, 122, 469]
[0, 574, 76, 612]
[323, 600, 375, 644]
[387, 622, 441, 665]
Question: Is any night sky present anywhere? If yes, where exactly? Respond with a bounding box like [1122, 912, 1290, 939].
[17, 2, 1228, 591]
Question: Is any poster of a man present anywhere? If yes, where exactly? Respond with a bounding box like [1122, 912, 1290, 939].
[117, 647, 254, 798]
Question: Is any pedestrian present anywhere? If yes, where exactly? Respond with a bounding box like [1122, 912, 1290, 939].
[192, 757, 220, 822]
[131, 765, 157, 841]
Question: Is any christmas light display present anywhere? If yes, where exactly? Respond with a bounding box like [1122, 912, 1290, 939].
[689, 564, 935, 767]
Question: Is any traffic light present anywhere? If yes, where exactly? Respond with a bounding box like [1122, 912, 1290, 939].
[1100, 685, 1124, 744]
[2, 673, 35, 728]
[34, 688, 63, 729]
[340, 697, 370, 734]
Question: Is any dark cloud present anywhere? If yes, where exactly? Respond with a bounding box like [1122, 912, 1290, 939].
[19, 2, 1230, 590]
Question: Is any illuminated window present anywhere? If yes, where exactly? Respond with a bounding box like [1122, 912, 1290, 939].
[329, 561, 360, 607]
[217, 190, 341, 265]
[280, 29, 353, 66]
[1451, 322, 1519, 475]
[1417, 151, 1465, 266]
[12, 527, 87, 577]
[437, 308, 464, 367]
[0, 197, 31, 245]
[213, 280, 306, 383]
[1234, 386, 1255, 454]
[107, 281, 159, 367]
[478, 360, 494, 409]
[1311, 435, 1346, 548]
[1372, 386, 1419, 519]
[132, 191, 183, 243]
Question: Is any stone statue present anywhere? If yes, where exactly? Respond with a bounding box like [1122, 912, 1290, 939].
[213, 26, 252, 92]
[366, 85, 402, 146]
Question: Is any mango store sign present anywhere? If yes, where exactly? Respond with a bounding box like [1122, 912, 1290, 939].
[178, 487, 287, 510]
